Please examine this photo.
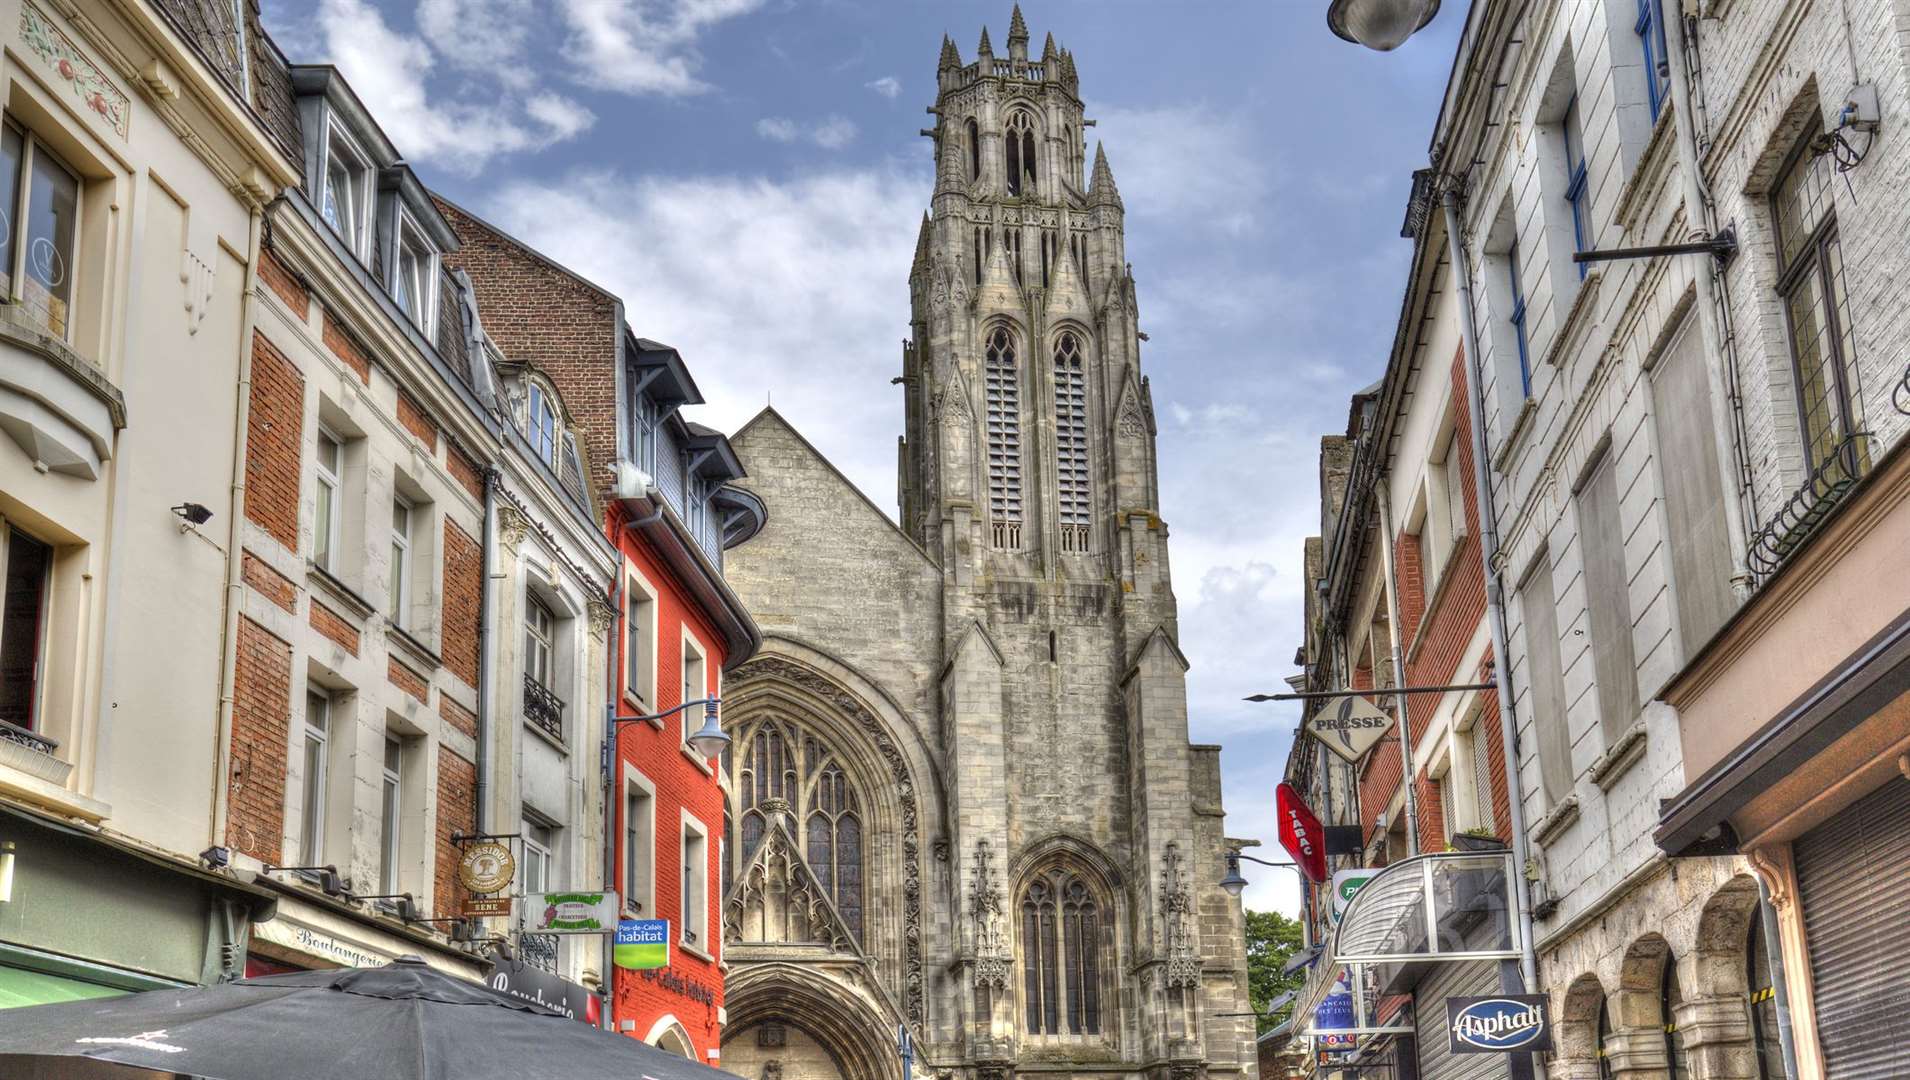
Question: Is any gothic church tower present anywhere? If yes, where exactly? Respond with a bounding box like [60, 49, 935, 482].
[717, 11, 1255, 1080]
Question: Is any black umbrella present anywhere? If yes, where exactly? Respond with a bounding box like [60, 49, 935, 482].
[0, 956, 740, 1080]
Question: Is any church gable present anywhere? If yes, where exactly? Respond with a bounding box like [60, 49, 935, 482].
[724, 818, 865, 955]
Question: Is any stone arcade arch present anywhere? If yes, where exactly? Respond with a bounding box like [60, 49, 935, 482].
[722, 963, 899, 1080]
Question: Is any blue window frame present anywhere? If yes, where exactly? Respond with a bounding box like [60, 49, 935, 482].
[1508, 239, 1531, 397]
[1637, 0, 1671, 121]
[1564, 95, 1590, 280]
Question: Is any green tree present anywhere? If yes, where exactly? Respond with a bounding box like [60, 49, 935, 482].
[1244, 908, 1306, 1034]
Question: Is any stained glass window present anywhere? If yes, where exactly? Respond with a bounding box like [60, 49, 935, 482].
[733, 718, 865, 941]
[1020, 868, 1103, 1036]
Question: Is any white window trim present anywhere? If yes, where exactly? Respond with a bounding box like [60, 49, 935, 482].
[521, 814, 554, 897]
[379, 734, 403, 894]
[624, 563, 660, 717]
[393, 208, 440, 332]
[678, 809, 713, 961]
[622, 763, 657, 918]
[2, 122, 85, 344]
[678, 624, 713, 774]
[299, 689, 330, 865]
[320, 116, 374, 261]
[528, 382, 561, 468]
[314, 427, 343, 572]
[389, 495, 413, 628]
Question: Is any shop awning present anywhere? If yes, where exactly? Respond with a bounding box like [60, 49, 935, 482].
[1294, 851, 1523, 1040]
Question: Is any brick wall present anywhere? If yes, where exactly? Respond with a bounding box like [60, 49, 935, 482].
[322, 314, 372, 384]
[447, 440, 485, 502]
[442, 519, 482, 687]
[243, 551, 297, 613]
[440, 696, 477, 739]
[389, 657, 430, 703]
[227, 617, 291, 864]
[259, 247, 308, 319]
[244, 331, 304, 550]
[397, 388, 440, 452]
[435, 745, 475, 918]
[437, 200, 621, 494]
[309, 601, 360, 655]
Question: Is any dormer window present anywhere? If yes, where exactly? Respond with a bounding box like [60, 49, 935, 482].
[529, 382, 559, 466]
[320, 121, 371, 257]
[391, 213, 437, 331]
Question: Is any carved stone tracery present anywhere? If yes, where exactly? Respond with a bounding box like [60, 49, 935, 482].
[969, 839, 1012, 989]
[732, 656, 925, 1025]
[1161, 842, 1203, 988]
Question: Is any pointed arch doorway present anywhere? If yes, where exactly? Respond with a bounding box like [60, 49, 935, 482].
[721, 966, 897, 1080]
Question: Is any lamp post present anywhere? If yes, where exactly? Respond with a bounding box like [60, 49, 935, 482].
[1219, 850, 1301, 897]
[1326, 0, 1441, 51]
[599, 695, 728, 1031]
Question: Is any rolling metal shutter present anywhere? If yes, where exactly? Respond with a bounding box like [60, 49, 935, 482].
[1793, 778, 1910, 1080]
[1413, 960, 1506, 1080]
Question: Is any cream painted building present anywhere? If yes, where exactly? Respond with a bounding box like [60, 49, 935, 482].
[0, 0, 298, 999]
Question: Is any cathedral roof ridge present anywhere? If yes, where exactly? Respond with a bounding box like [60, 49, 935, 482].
[731, 406, 938, 568]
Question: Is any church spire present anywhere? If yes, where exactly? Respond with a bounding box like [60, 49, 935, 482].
[1089, 142, 1122, 208]
[1008, 5, 1029, 45]
[939, 33, 961, 71]
[977, 25, 993, 57]
[914, 211, 933, 271]
[1042, 32, 1058, 63]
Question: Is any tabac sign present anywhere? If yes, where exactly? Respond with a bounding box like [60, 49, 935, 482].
[1307, 694, 1391, 762]
[1276, 782, 1327, 882]
[1445, 995, 1552, 1053]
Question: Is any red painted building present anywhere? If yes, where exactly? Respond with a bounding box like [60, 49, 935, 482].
[443, 209, 764, 1065]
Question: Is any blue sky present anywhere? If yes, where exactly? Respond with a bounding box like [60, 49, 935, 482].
[261, 0, 1466, 916]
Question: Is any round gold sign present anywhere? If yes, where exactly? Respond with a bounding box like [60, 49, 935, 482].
[457, 840, 515, 894]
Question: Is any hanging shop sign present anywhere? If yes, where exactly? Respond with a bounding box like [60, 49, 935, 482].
[1329, 868, 1376, 923]
[527, 892, 618, 934]
[1445, 995, 1552, 1053]
[1307, 694, 1392, 762]
[1277, 782, 1328, 882]
[613, 919, 670, 970]
[457, 841, 516, 894]
[1314, 968, 1356, 1045]
[462, 896, 512, 917]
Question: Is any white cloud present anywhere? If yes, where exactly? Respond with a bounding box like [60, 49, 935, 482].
[865, 75, 901, 99]
[416, 0, 533, 79]
[1086, 101, 1274, 235]
[754, 117, 799, 143]
[811, 115, 858, 149]
[311, 0, 594, 174]
[474, 164, 928, 502]
[558, 0, 765, 96]
[755, 115, 857, 149]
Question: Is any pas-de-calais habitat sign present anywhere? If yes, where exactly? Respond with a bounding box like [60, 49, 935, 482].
[1276, 782, 1327, 882]
[614, 919, 670, 970]
[1445, 995, 1552, 1054]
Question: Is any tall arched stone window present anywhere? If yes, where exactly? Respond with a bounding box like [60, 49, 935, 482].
[733, 719, 865, 942]
[1005, 110, 1037, 196]
[966, 118, 981, 181]
[1052, 331, 1090, 553]
[1019, 866, 1103, 1036]
[985, 327, 1023, 549]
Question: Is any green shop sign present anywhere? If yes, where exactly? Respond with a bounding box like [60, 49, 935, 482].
[614, 919, 670, 970]
[527, 893, 618, 935]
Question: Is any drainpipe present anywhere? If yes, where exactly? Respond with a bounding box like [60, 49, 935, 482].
[1440, 189, 1547, 1080]
[1373, 477, 1420, 855]
[210, 201, 268, 849]
[1664, 4, 1758, 595]
[1757, 879, 1801, 1080]
[476, 468, 498, 834]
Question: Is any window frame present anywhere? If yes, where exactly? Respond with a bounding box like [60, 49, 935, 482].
[1018, 865, 1106, 1039]
[1636, 0, 1672, 121]
[679, 625, 709, 758]
[0, 119, 84, 343]
[1507, 238, 1532, 395]
[528, 382, 559, 468]
[319, 117, 374, 260]
[679, 811, 711, 957]
[300, 689, 331, 865]
[525, 592, 555, 690]
[1052, 330, 1092, 554]
[0, 522, 53, 733]
[313, 427, 343, 572]
[521, 815, 554, 896]
[984, 324, 1024, 549]
[388, 496, 412, 628]
[622, 764, 657, 917]
[1563, 94, 1590, 280]
[379, 733, 403, 894]
[1770, 128, 1864, 475]
[623, 565, 659, 713]
[391, 209, 439, 332]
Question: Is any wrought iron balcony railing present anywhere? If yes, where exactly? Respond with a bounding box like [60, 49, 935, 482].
[1746, 432, 1871, 577]
[520, 932, 558, 974]
[522, 673, 564, 742]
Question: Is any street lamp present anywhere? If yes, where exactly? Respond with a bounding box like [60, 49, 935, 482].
[1220, 850, 1298, 897]
[1327, 0, 1441, 51]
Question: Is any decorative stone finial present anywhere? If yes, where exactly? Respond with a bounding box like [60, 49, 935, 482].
[1089, 142, 1122, 208]
[1042, 32, 1058, 62]
[977, 26, 993, 56]
[939, 33, 961, 71]
[1008, 4, 1029, 43]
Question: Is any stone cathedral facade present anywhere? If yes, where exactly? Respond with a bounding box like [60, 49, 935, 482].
[716, 10, 1257, 1080]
